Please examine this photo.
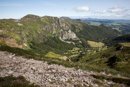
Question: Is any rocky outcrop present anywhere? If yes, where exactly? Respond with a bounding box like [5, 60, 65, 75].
[41, 16, 79, 41]
[0, 51, 128, 87]
[60, 30, 79, 40]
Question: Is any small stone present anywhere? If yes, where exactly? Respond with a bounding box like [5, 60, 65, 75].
[8, 70, 13, 75]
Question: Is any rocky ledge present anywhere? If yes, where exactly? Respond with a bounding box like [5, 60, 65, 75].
[0, 51, 128, 87]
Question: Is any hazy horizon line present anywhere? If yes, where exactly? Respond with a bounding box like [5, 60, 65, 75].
[0, 14, 130, 20]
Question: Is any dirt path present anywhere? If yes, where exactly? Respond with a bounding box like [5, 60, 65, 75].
[0, 51, 127, 87]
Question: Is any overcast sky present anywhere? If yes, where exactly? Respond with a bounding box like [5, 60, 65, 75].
[0, 0, 130, 19]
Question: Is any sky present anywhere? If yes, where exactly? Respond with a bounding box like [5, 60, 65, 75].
[0, 0, 130, 19]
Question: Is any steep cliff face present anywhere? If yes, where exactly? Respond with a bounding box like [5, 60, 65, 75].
[39, 16, 79, 42]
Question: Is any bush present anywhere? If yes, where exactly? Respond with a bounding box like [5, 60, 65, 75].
[0, 76, 39, 87]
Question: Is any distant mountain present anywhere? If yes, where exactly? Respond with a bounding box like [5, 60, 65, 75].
[81, 18, 130, 34]
[81, 18, 130, 24]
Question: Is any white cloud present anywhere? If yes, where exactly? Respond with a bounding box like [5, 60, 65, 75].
[92, 6, 130, 18]
[124, 13, 130, 17]
[106, 6, 130, 18]
[107, 6, 130, 14]
[94, 10, 107, 14]
[75, 6, 90, 12]
[74, 5, 130, 19]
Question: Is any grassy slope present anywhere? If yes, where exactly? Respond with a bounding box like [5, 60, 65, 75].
[87, 40, 104, 48]
[79, 45, 130, 77]
[0, 44, 130, 77]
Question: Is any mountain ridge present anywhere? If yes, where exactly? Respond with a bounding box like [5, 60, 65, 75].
[0, 14, 121, 53]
